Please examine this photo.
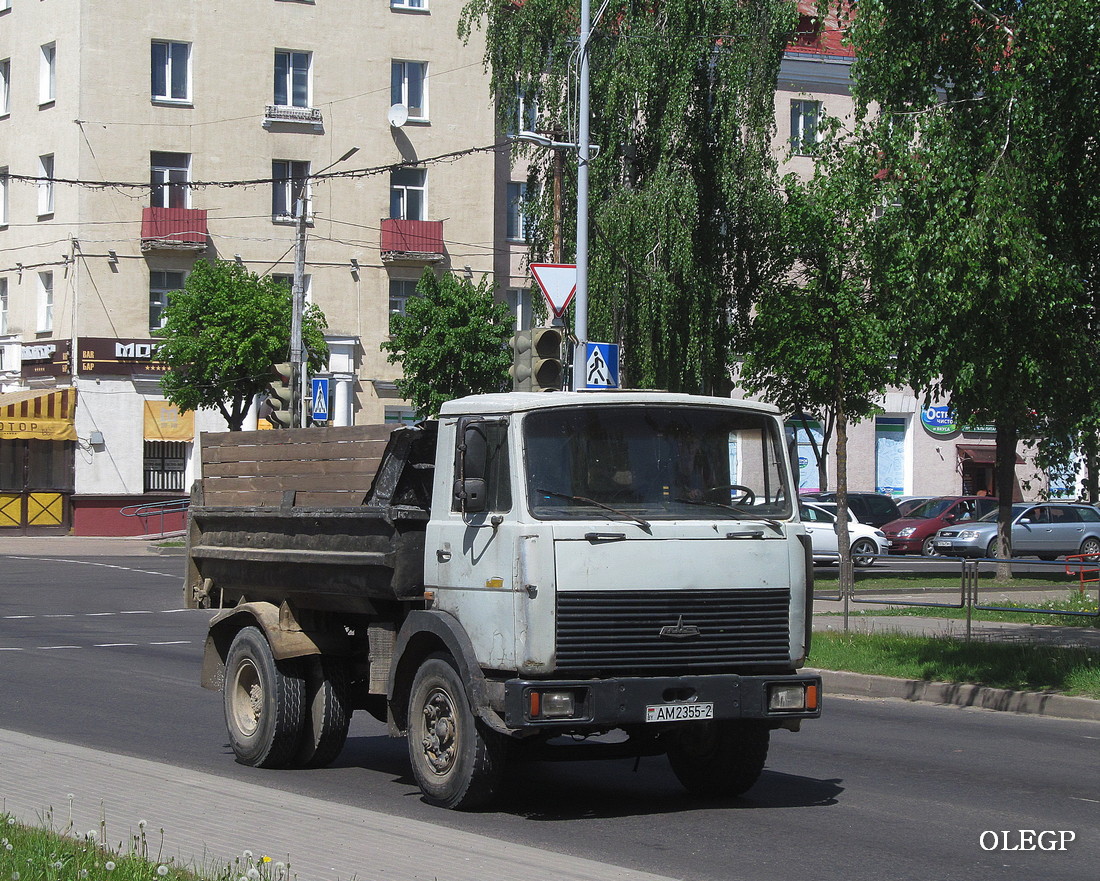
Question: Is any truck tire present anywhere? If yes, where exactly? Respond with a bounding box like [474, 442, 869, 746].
[223, 626, 305, 769]
[666, 720, 769, 798]
[295, 656, 351, 769]
[406, 653, 506, 809]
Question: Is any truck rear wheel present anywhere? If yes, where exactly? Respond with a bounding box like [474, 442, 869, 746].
[295, 656, 351, 769]
[666, 720, 769, 798]
[407, 653, 505, 810]
[224, 626, 305, 768]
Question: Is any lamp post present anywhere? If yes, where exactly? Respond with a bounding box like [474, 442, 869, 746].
[290, 145, 359, 427]
[574, 0, 592, 392]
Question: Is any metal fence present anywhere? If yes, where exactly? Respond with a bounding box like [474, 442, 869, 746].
[817, 554, 1100, 640]
[119, 498, 190, 538]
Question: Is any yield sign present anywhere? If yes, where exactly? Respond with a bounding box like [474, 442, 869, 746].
[530, 263, 577, 318]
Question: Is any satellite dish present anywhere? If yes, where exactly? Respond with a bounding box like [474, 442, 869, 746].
[388, 103, 409, 128]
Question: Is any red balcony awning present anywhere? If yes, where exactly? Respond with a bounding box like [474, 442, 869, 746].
[380, 218, 445, 263]
[141, 207, 208, 251]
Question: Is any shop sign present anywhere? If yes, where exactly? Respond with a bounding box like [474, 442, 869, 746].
[21, 340, 72, 378]
[920, 405, 958, 436]
[77, 338, 169, 375]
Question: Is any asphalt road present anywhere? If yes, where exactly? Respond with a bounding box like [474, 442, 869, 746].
[1, 551, 1098, 881]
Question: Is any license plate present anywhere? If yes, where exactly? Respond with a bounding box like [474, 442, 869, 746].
[935, 540, 952, 548]
[645, 702, 714, 723]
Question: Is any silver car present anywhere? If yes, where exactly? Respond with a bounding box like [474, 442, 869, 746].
[933, 502, 1100, 560]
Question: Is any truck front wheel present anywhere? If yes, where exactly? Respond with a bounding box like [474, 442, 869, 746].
[407, 653, 506, 809]
[223, 626, 305, 769]
[666, 720, 770, 798]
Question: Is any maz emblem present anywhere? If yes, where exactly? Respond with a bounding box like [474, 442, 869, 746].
[658, 615, 701, 639]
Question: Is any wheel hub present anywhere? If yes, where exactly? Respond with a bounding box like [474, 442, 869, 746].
[420, 688, 458, 774]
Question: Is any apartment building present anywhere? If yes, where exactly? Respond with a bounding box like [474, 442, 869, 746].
[0, 0, 515, 534]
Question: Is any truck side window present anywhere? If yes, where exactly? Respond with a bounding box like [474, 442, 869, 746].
[452, 421, 512, 514]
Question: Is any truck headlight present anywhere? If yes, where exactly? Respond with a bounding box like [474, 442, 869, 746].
[525, 688, 585, 720]
[768, 683, 818, 712]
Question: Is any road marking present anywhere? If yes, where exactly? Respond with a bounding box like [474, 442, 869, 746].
[3, 609, 203, 621]
[0, 642, 194, 653]
[93, 643, 139, 648]
[1070, 796, 1100, 804]
[43, 614, 75, 618]
[149, 641, 190, 646]
[38, 645, 82, 650]
[0, 555, 180, 579]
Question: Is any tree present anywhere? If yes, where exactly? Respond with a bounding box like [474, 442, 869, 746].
[382, 269, 513, 418]
[739, 131, 898, 591]
[845, 0, 1100, 568]
[157, 259, 328, 431]
[460, 0, 796, 393]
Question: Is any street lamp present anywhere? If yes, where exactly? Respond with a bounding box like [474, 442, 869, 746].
[290, 145, 359, 427]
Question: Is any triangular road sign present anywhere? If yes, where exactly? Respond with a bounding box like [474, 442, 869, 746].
[530, 263, 577, 318]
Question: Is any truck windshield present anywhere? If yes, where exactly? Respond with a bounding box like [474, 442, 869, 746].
[524, 405, 793, 520]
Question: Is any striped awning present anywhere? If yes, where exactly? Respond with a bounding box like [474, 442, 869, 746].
[0, 388, 77, 441]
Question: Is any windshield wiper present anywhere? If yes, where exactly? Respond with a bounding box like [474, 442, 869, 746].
[673, 497, 784, 533]
[534, 488, 651, 531]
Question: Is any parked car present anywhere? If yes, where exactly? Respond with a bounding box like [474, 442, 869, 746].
[896, 496, 934, 517]
[799, 492, 901, 528]
[800, 501, 890, 568]
[882, 495, 999, 555]
[933, 502, 1100, 560]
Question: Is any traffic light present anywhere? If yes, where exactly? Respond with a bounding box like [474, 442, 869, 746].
[509, 327, 564, 392]
[266, 362, 293, 428]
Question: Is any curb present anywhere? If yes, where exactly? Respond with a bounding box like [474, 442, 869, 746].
[811, 668, 1100, 723]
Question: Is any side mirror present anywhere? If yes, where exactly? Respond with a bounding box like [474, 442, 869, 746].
[944, 513, 956, 523]
[455, 420, 489, 514]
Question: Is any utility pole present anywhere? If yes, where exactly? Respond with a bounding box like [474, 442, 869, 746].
[572, 0, 592, 391]
[288, 146, 359, 428]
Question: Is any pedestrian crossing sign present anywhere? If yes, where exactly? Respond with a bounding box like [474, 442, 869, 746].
[311, 377, 330, 422]
[583, 342, 619, 390]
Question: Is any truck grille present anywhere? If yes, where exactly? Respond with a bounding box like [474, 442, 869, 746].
[555, 588, 791, 675]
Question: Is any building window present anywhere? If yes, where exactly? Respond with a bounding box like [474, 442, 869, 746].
[37, 154, 54, 216]
[506, 182, 530, 241]
[0, 166, 7, 226]
[385, 407, 420, 425]
[389, 168, 425, 220]
[150, 152, 190, 209]
[390, 60, 426, 120]
[39, 43, 56, 105]
[143, 440, 187, 492]
[272, 160, 310, 221]
[274, 50, 311, 108]
[391, 0, 426, 10]
[509, 82, 538, 135]
[790, 99, 822, 155]
[389, 278, 418, 317]
[0, 59, 10, 116]
[149, 270, 185, 330]
[151, 41, 190, 102]
[506, 287, 532, 332]
[38, 271, 53, 332]
[272, 272, 312, 303]
[875, 417, 907, 496]
[0, 278, 8, 335]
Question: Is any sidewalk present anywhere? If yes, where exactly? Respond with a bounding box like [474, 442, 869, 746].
[0, 535, 178, 557]
[0, 727, 676, 881]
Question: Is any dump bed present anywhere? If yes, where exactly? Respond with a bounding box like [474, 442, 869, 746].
[184, 422, 437, 612]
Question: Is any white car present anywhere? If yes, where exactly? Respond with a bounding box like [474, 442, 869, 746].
[800, 501, 890, 568]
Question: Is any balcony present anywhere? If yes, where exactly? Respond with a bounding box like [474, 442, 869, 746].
[263, 105, 324, 132]
[380, 219, 445, 265]
[140, 207, 208, 252]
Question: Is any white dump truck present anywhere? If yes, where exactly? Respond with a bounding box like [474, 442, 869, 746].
[186, 391, 821, 809]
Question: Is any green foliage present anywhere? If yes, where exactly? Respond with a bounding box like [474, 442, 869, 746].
[460, 0, 797, 393]
[845, 0, 1100, 496]
[156, 260, 328, 431]
[382, 270, 512, 418]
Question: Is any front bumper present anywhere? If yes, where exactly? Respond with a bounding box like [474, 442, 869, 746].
[502, 672, 822, 730]
[887, 538, 922, 554]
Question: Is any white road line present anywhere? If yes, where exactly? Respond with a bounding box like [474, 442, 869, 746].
[43, 614, 75, 618]
[149, 641, 189, 646]
[38, 645, 81, 650]
[1, 555, 180, 579]
[94, 643, 139, 648]
[2, 609, 203, 621]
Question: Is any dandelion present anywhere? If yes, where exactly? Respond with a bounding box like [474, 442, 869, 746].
[1, 838, 6, 846]
[12, 872, 20, 881]
[246, 868, 260, 880]
[105, 862, 116, 872]
[156, 865, 169, 876]
[80, 871, 89, 879]
[86, 830, 98, 842]
[138, 820, 147, 830]
[242, 850, 253, 861]
[52, 861, 63, 870]
[5, 818, 13, 826]
[261, 857, 272, 864]
[4, 844, 11, 853]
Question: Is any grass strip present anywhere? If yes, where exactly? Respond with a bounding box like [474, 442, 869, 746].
[817, 591, 1100, 627]
[0, 809, 292, 881]
[809, 631, 1100, 699]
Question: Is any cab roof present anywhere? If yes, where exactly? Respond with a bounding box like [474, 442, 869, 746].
[438, 391, 781, 417]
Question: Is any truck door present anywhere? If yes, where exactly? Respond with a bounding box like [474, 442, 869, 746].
[425, 417, 521, 671]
